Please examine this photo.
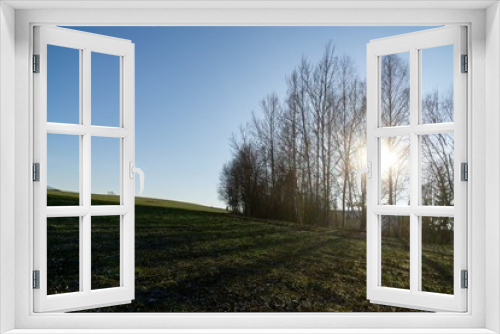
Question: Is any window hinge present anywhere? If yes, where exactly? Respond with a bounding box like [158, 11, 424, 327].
[461, 162, 468, 181]
[33, 270, 40, 289]
[461, 54, 468, 73]
[461, 270, 468, 289]
[33, 54, 40, 73]
[33, 163, 40, 182]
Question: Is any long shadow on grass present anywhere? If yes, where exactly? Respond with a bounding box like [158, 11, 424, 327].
[135, 229, 296, 259]
[133, 208, 337, 264]
[81, 237, 347, 311]
[77, 206, 413, 312]
[140, 237, 345, 309]
[136, 223, 287, 247]
[152, 235, 333, 267]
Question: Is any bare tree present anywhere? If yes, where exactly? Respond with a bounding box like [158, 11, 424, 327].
[251, 93, 282, 216]
[218, 161, 241, 213]
[378, 54, 411, 236]
[296, 58, 316, 223]
[380, 54, 410, 128]
[219, 43, 412, 234]
[421, 89, 454, 244]
[219, 126, 264, 217]
[305, 43, 339, 226]
[280, 70, 302, 222]
[333, 56, 366, 230]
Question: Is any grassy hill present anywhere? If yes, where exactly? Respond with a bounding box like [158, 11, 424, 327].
[46, 191, 452, 312]
[47, 189, 227, 213]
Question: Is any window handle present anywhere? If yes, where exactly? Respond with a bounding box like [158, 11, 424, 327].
[357, 161, 372, 194]
[129, 162, 145, 195]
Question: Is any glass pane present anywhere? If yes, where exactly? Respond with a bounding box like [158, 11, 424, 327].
[92, 216, 120, 289]
[380, 136, 410, 205]
[380, 52, 410, 127]
[421, 45, 454, 124]
[421, 217, 454, 294]
[47, 217, 80, 294]
[421, 133, 454, 206]
[381, 215, 410, 289]
[92, 52, 120, 127]
[47, 134, 80, 206]
[91, 137, 121, 205]
[47, 45, 80, 124]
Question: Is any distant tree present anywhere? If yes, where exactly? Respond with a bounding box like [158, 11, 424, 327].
[218, 161, 241, 213]
[218, 125, 266, 217]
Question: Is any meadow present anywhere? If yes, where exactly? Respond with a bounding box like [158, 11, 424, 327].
[46, 190, 453, 312]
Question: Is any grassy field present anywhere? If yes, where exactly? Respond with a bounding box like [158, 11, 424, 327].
[46, 191, 453, 312]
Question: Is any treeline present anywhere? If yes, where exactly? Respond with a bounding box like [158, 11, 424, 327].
[219, 42, 454, 237]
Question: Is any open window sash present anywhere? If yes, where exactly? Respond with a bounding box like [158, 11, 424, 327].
[33, 26, 136, 312]
[366, 26, 467, 312]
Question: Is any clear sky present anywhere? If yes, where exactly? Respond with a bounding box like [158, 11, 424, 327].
[47, 26, 453, 207]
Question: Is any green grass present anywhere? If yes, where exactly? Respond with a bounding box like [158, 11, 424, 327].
[46, 192, 453, 312]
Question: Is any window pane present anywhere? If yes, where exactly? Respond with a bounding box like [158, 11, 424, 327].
[381, 215, 410, 290]
[91, 137, 121, 205]
[421, 216, 454, 294]
[380, 136, 410, 205]
[47, 134, 80, 206]
[421, 133, 454, 206]
[92, 216, 120, 290]
[47, 217, 80, 295]
[380, 52, 410, 127]
[47, 45, 80, 124]
[91, 52, 120, 127]
[421, 45, 454, 124]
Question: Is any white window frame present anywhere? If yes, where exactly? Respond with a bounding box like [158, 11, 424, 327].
[1, 1, 499, 333]
[366, 26, 467, 312]
[33, 25, 136, 313]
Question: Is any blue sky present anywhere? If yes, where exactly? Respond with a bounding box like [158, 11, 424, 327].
[47, 26, 453, 207]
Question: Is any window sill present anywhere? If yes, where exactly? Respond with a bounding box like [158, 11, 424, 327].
[4, 329, 497, 334]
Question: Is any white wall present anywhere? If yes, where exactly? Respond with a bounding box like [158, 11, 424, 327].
[0, 2, 16, 333]
[486, 2, 500, 333]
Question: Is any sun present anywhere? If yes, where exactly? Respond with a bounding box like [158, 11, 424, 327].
[381, 142, 399, 175]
